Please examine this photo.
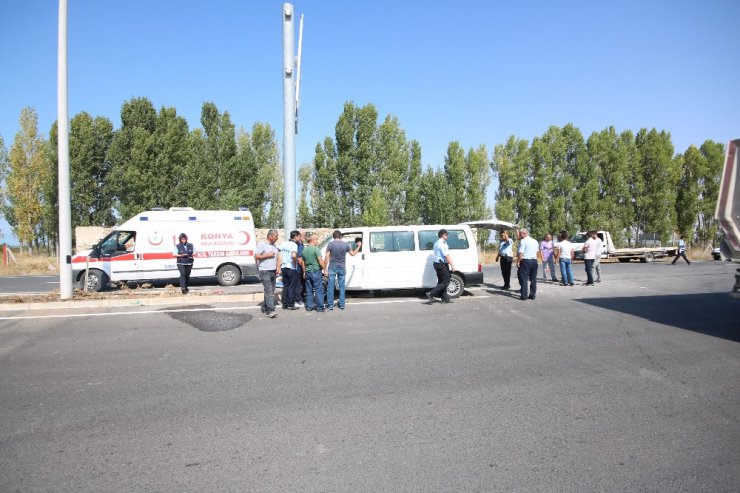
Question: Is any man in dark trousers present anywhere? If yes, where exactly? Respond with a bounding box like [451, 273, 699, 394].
[516, 228, 539, 300]
[426, 229, 456, 304]
[173, 233, 194, 294]
[672, 236, 691, 265]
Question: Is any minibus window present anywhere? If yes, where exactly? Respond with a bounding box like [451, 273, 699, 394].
[370, 231, 413, 252]
[418, 229, 469, 250]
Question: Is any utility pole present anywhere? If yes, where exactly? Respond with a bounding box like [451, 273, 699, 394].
[282, 3, 303, 235]
[58, 0, 73, 299]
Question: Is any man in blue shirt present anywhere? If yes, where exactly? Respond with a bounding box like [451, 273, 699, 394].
[671, 235, 691, 265]
[495, 230, 514, 290]
[426, 229, 456, 304]
[516, 228, 539, 301]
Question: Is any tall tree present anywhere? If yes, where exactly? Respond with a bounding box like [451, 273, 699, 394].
[376, 115, 410, 224]
[106, 97, 159, 219]
[419, 167, 452, 224]
[404, 140, 423, 224]
[444, 141, 467, 223]
[588, 127, 633, 244]
[491, 136, 530, 225]
[297, 163, 313, 227]
[464, 144, 491, 222]
[675, 145, 703, 240]
[6, 108, 49, 253]
[64, 112, 115, 227]
[697, 140, 724, 246]
[633, 129, 678, 244]
[312, 138, 340, 228]
[201, 102, 236, 207]
[0, 135, 9, 239]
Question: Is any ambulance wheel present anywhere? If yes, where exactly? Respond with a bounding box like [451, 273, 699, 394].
[446, 273, 464, 299]
[217, 265, 241, 286]
[79, 269, 107, 292]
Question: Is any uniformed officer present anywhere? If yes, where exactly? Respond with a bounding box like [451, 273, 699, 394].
[495, 230, 514, 290]
[426, 229, 456, 304]
[173, 233, 195, 294]
[516, 228, 539, 301]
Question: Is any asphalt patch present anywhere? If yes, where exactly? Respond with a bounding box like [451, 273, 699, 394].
[163, 305, 252, 332]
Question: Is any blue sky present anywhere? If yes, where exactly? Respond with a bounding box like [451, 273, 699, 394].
[1, 0, 739, 245]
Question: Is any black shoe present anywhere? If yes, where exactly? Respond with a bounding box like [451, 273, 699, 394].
[519, 297, 528, 301]
[425, 292, 434, 302]
[502, 285, 510, 290]
[528, 294, 535, 300]
[560, 282, 567, 286]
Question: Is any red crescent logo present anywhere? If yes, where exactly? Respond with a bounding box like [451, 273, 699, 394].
[148, 232, 163, 246]
[237, 231, 250, 245]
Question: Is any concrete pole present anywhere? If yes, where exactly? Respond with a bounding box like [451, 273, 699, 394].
[57, 0, 73, 299]
[282, 3, 296, 235]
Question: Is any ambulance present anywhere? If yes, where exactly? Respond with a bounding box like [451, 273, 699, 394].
[72, 208, 257, 291]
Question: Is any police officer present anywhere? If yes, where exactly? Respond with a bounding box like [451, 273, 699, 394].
[426, 229, 456, 304]
[173, 233, 195, 294]
[516, 228, 539, 301]
[495, 229, 514, 290]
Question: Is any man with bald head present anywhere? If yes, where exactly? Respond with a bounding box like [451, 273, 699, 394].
[516, 228, 539, 301]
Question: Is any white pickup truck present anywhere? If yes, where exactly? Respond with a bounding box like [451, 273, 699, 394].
[571, 230, 678, 263]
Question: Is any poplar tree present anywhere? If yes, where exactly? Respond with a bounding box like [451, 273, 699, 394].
[675, 145, 703, 240]
[491, 136, 530, 225]
[633, 129, 678, 244]
[404, 140, 423, 224]
[444, 141, 467, 223]
[0, 135, 9, 237]
[697, 140, 724, 246]
[464, 144, 491, 222]
[106, 97, 159, 219]
[6, 107, 48, 252]
[297, 163, 313, 227]
[65, 112, 115, 227]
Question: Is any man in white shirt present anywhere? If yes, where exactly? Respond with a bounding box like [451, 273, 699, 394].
[593, 233, 604, 282]
[582, 230, 599, 286]
[556, 231, 575, 286]
[516, 228, 539, 301]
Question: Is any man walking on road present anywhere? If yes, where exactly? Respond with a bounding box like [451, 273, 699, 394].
[672, 236, 691, 265]
[517, 228, 539, 300]
[255, 229, 280, 318]
[324, 230, 361, 311]
[426, 229, 455, 304]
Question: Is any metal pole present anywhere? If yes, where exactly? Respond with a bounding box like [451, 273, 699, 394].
[58, 0, 73, 299]
[282, 3, 296, 234]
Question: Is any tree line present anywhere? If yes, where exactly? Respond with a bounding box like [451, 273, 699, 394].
[0, 98, 724, 253]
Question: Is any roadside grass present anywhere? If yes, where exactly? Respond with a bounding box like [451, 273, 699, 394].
[0, 252, 58, 276]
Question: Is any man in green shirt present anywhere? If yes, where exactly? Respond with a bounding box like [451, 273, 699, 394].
[301, 233, 326, 312]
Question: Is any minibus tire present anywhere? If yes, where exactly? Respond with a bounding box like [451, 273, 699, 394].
[80, 269, 107, 292]
[446, 273, 464, 299]
[217, 265, 241, 286]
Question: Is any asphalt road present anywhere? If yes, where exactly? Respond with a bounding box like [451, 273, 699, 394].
[0, 261, 738, 491]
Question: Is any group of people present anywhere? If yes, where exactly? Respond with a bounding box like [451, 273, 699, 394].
[255, 229, 361, 318]
[496, 229, 604, 301]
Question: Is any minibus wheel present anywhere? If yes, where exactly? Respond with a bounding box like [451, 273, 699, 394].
[446, 273, 464, 298]
[217, 265, 241, 286]
[79, 269, 107, 292]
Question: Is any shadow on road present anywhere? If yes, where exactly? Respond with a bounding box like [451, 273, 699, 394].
[576, 293, 740, 343]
